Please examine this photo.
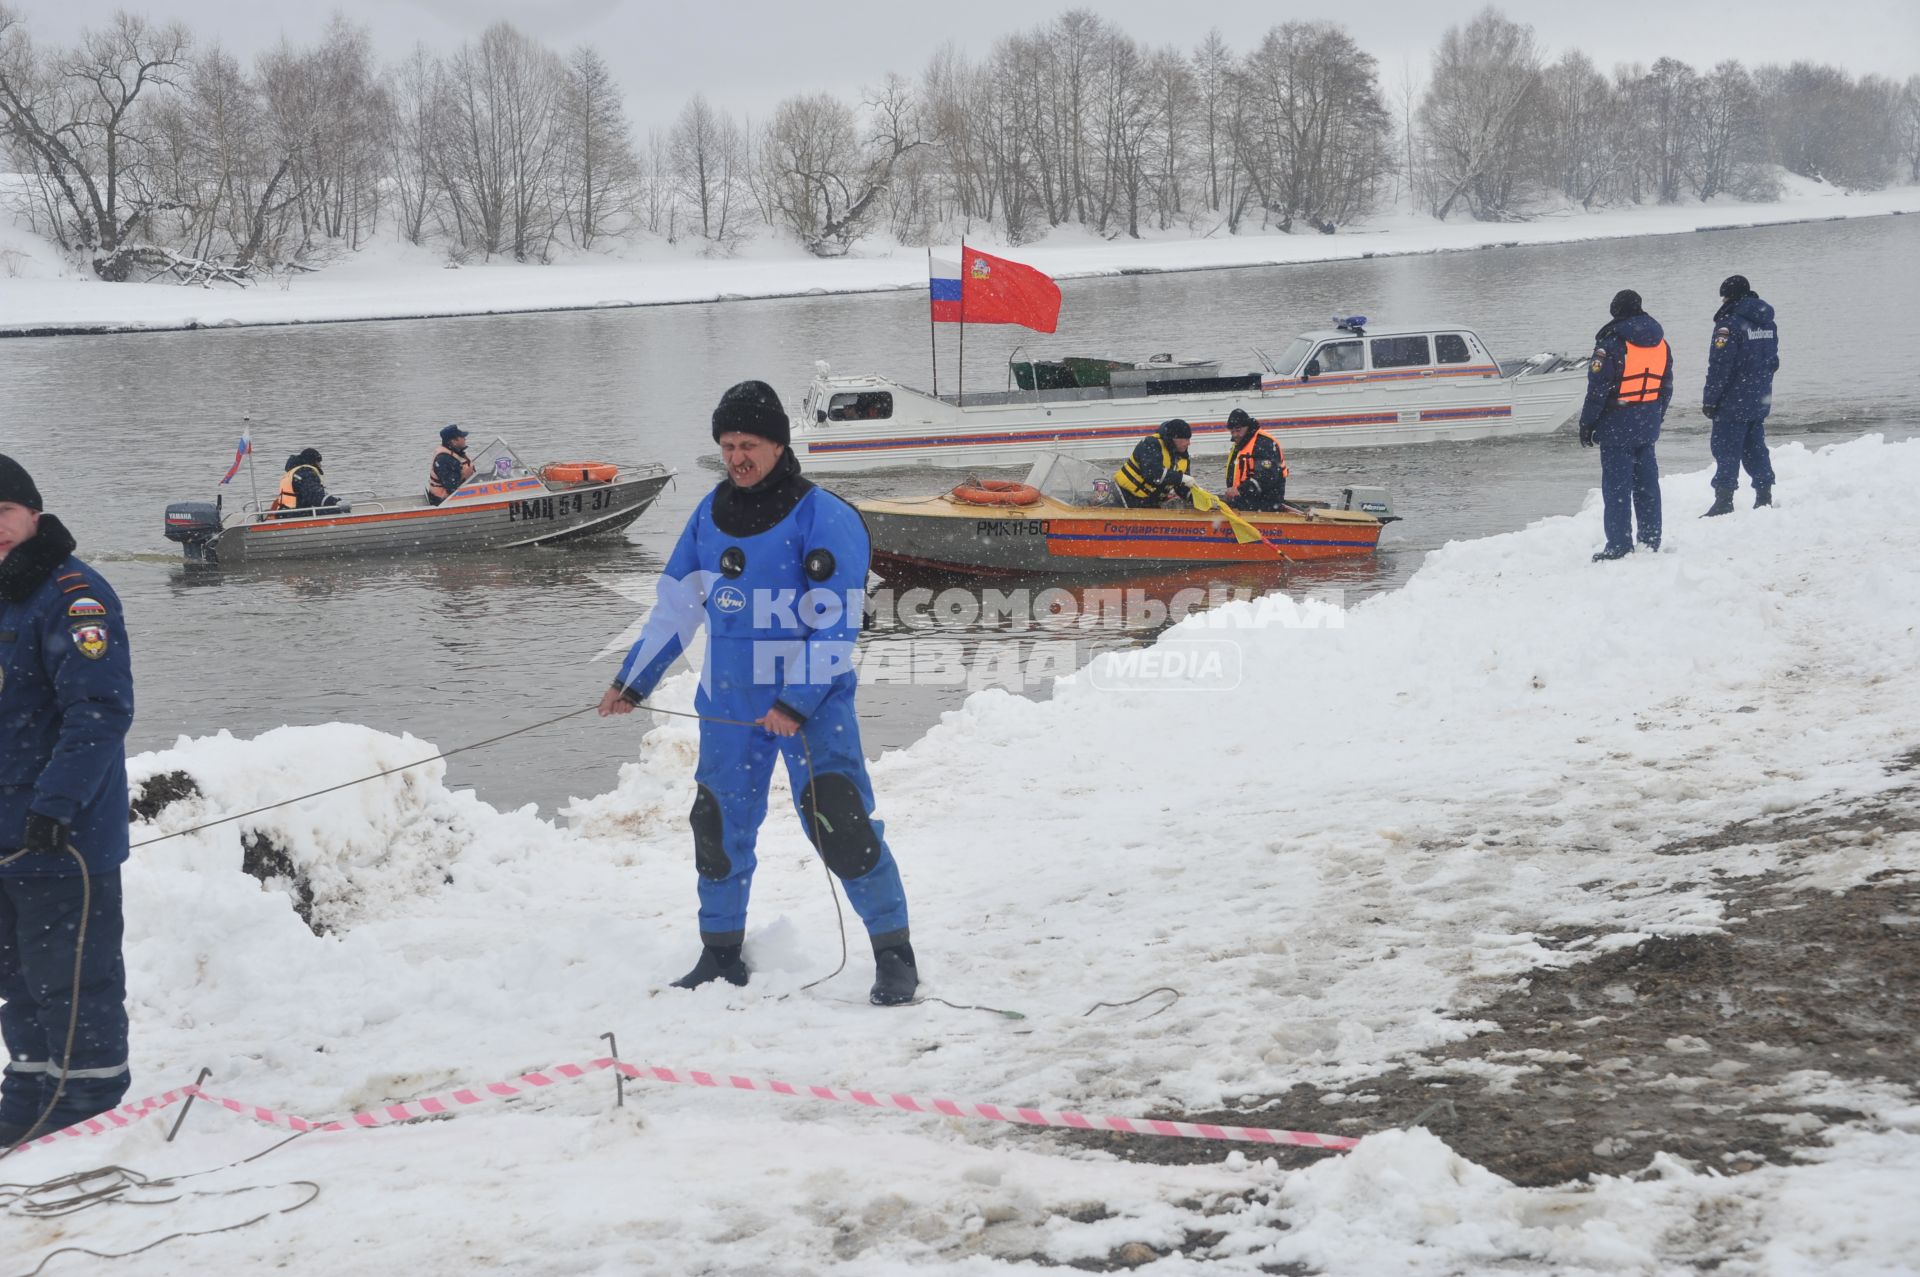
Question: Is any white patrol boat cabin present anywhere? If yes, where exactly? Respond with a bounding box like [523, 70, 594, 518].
[790, 318, 1589, 473]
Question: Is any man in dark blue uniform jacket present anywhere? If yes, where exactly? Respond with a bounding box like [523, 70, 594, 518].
[1579, 289, 1673, 561]
[1701, 274, 1780, 516]
[596, 383, 918, 1007]
[0, 455, 134, 1147]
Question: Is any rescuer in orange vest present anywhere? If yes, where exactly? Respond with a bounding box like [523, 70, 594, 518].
[271, 448, 339, 514]
[425, 425, 475, 505]
[1223, 409, 1289, 512]
[1578, 289, 1672, 562]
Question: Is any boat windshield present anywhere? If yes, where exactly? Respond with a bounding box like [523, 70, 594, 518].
[1272, 336, 1315, 376]
[1022, 453, 1117, 507]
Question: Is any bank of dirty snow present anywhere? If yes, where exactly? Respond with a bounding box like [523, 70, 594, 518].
[0, 174, 1914, 335]
[9, 435, 1919, 1274]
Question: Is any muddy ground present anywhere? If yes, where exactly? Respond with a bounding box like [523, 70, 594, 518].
[1031, 749, 1919, 1268]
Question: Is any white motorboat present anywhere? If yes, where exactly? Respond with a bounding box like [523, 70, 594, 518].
[791, 319, 1590, 473]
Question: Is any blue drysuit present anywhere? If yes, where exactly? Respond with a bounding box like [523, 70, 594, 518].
[0, 514, 134, 1134]
[614, 456, 909, 949]
[1580, 311, 1673, 553]
[1703, 292, 1779, 494]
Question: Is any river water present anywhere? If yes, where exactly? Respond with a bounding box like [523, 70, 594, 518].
[1, 214, 1913, 813]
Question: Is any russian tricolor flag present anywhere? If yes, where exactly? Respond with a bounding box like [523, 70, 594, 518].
[929, 256, 964, 323]
[219, 429, 251, 485]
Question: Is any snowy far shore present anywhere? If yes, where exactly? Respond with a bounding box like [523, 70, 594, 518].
[11, 437, 1918, 1273]
[1, 174, 1915, 337]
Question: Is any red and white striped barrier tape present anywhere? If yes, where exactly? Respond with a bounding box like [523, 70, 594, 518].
[10, 1057, 1361, 1155]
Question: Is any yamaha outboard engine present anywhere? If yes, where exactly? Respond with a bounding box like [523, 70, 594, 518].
[164, 501, 223, 563]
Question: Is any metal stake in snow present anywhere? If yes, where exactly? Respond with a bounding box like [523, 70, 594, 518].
[166, 1066, 213, 1142]
[600, 1032, 625, 1109]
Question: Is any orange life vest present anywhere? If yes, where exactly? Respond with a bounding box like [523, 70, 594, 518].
[1227, 429, 1288, 488]
[1616, 340, 1671, 405]
[273, 464, 320, 511]
[426, 446, 474, 501]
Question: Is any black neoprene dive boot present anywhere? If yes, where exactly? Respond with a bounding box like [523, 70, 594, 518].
[671, 943, 749, 989]
[1702, 488, 1735, 517]
[870, 940, 919, 1006]
[1753, 486, 1772, 508]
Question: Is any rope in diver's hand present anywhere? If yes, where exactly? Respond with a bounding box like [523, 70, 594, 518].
[128, 705, 601, 850]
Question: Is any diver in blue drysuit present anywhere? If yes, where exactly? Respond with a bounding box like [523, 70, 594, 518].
[599, 381, 917, 1006]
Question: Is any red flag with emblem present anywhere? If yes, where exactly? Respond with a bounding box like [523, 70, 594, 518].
[942, 245, 1061, 333]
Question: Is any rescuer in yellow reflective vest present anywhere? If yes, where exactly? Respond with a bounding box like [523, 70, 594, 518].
[1112, 419, 1193, 508]
[1223, 409, 1289, 512]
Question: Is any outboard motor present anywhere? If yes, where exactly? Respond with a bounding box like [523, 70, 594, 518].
[164, 501, 223, 562]
[1341, 486, 1398, 523]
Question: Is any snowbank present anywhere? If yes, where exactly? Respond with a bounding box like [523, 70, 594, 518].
[11, 436, 1919, 1273]
[1, 174, 1914, 336]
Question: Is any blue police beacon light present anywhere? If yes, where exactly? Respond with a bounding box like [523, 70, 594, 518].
[1334, 314, 1368, 333]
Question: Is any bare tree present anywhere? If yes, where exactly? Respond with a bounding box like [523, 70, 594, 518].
[384, 44, 443, 246]
[560, 44, 640, 248]
[0, 5, 190, 279]
[438, 22, 569, 260]
[1758, 61, 1899, 190]
[669, 92, 750, 251]
[1237, 21, 1393, 231]
[1418, 6, 1541, 220]
[1529, 52, 1619, 208]
[1901, 75, 1920, 182]
[1685, 60, 1769, 200]
[1192, 29, 1232, 212]
[1144, 46, 1196, 228]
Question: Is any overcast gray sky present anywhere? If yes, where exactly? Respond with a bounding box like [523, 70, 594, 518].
[15, 0, 1919, 129]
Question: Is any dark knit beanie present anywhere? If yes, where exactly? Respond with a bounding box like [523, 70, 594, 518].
[711, 380, 791, 446]
[1719, 274, 1751, 300]
[1609, 289, 1644, 319]
[0, 454, 43, 511]
[1226, 409, 1257, 431]
[292, 447, 322, 469]
[1158, 418, 1193, 441]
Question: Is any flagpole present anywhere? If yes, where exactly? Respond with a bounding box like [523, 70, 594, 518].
[958, 243, 966, 408]
[244, 416, 261, 512]
[927, 246, 938, 399]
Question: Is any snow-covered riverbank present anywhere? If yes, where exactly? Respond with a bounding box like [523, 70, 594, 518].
[11, 435, 1918, 1273]
[1, 175, 1914, 337]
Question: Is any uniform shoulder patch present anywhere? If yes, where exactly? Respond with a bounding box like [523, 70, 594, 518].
[70, 623, 109, 660]
[66, 596, 108, 619]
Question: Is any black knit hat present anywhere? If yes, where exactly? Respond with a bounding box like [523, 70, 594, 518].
[1719, 274, 1751, 300]
[711, 380, 790, 446]
[1609, 289, 1644, 319]
[1158, 418, 1193, 442]
[1226, 409, 1257, 432]
[290, 447, 322, 469]
[0, 453, 43, 512]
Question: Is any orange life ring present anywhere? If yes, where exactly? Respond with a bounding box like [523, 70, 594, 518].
[541, 461, 619, 484]
[949, 479, 1041, 506]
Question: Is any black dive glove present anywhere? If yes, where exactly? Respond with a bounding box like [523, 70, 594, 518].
[23, 813, 70, 855]
[1578, 423, 1596, 447]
